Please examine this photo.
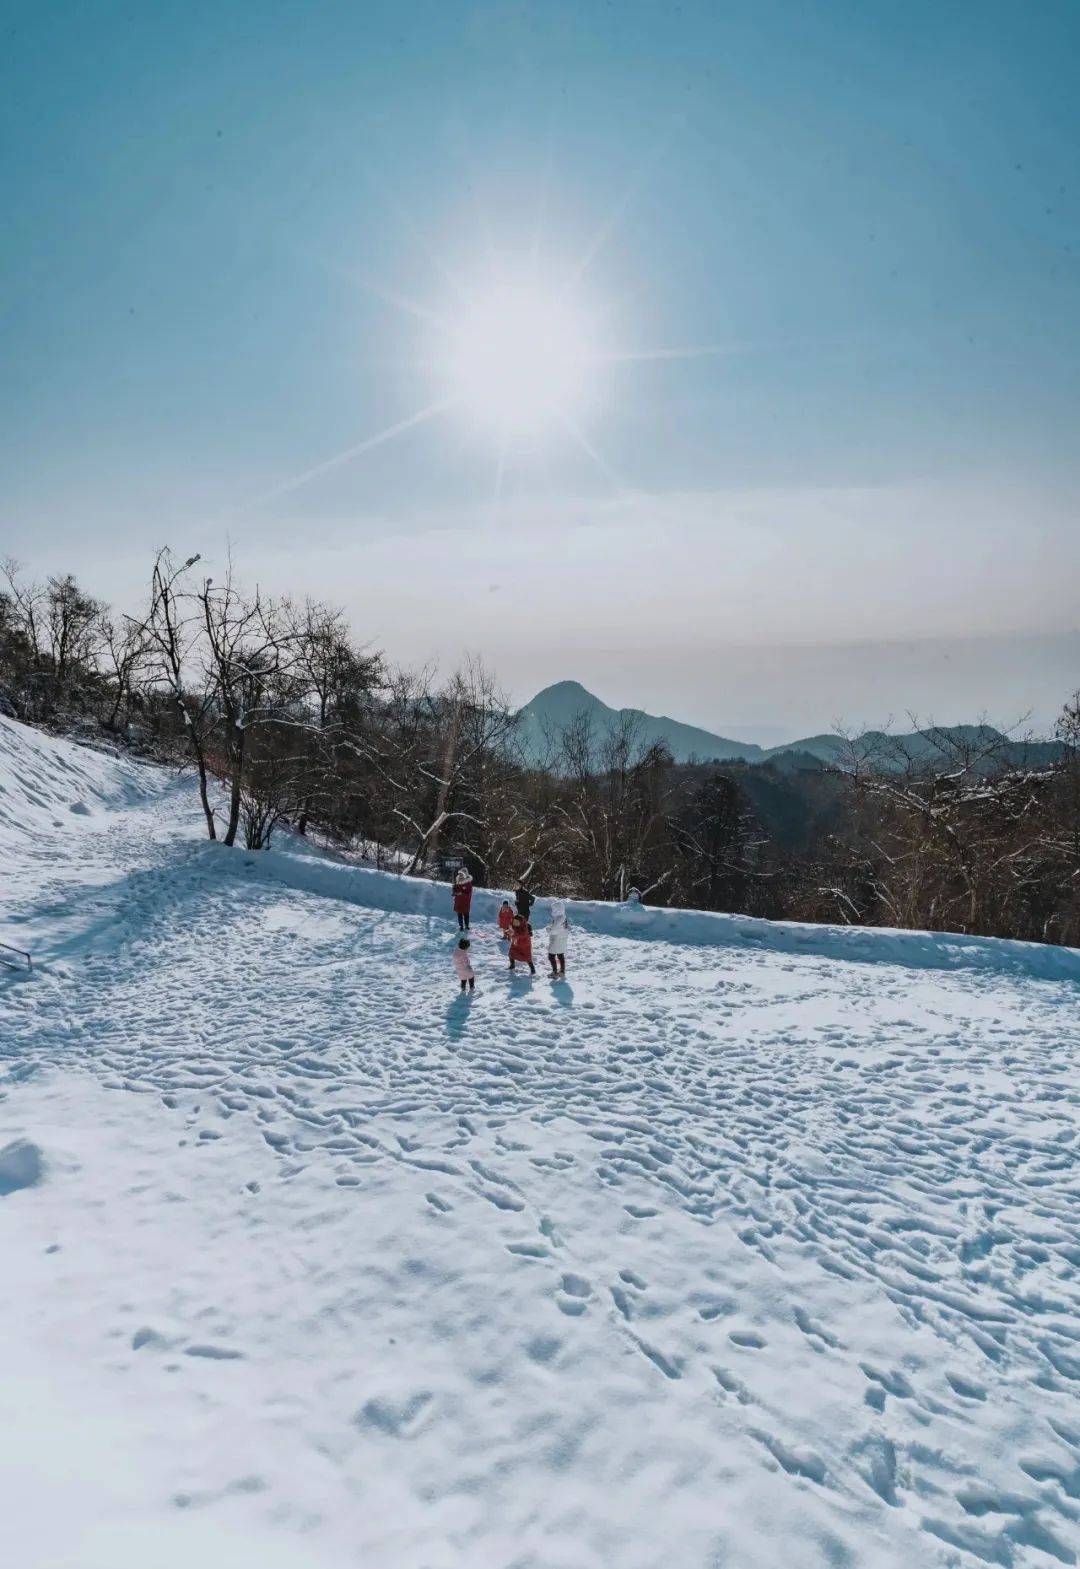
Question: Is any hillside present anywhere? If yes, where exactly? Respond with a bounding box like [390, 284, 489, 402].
[3, 714, 1080, 1569]
[517, 681, 1063, 773]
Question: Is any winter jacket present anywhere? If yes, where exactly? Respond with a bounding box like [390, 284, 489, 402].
[547, 903, 570, 956]
[453, 947, 475, 981]
[497, 905, 514, 933]
[509, 924, 533, 964]
[514, 887, 534, 918]
[452, 876, 474, 914]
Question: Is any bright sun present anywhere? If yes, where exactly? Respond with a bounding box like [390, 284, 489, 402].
[257, 210, 721, 507]
[440, 280, 598, 438]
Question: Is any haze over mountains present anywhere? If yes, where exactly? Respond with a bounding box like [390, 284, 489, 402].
[517, 680, 1061, 771]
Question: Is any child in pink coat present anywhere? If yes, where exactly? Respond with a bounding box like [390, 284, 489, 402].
[453, 937, 476, 993]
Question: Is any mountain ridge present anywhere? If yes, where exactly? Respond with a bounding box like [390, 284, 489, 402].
[516, 680, 1061, 771]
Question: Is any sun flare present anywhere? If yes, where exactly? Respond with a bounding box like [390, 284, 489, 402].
[439, 280, 599, 438]
[254, 197, 730, 509]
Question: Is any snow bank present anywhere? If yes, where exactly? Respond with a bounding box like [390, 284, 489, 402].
[0, 1139, 44, 1196]
[210, 834, 1080, 983]
[4, 710, 1077, 984]
[0, 715, 162, 854]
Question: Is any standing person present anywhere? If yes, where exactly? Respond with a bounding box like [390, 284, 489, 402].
[514, 881, 534, 921]
[546, 900, 570, 978]
[497, 899, 514, 941]
[452, 867, 474, 931]
[453, 937, 476, 993]
[508, 914, 535, 975]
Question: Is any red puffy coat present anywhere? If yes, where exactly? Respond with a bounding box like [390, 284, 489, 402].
[452, 876, 473, 914]
[509, 923, 533, 963]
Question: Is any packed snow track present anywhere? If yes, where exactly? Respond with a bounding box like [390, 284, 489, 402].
[2, 716, 1080, 1569]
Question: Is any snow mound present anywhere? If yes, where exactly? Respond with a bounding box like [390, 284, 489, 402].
[214, 833, 1080, 983]
[0, 1139, 44, 1195]
[0, 715, 162, 856]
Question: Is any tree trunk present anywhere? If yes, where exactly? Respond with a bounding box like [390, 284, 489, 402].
[423, 693, 463, 874]
[195, 755, 216, 840]
[223, 725, 245, 847]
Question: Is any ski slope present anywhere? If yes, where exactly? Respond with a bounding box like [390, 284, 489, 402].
[2, 713, 1080, 1569]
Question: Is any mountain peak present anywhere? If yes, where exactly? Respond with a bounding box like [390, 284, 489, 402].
[533, 679, 594, 699]
[517, 681, 764, 765]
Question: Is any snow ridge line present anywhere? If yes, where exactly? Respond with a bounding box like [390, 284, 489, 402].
[205, 838, 1080, 983]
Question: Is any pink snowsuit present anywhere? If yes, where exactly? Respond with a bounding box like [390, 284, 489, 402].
[453, 948, 475, 983]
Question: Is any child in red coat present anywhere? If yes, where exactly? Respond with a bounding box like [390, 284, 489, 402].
[508, 914, 535, 974]
[497, 900, 514, 941]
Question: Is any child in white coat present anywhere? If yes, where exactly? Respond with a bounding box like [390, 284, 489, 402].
[453, 937, 476, 993]
[547, 901, 570, 978]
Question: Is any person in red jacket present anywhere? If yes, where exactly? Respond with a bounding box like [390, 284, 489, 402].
[508, 913, 535, 974]
[452, 868, 473, 931]
[497, 900, 514, 941]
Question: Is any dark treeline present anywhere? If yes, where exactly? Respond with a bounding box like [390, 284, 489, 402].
[3, 551, 1079, 947]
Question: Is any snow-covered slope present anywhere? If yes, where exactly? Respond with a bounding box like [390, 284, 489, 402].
[0, 714, 162, 852]
[3, 716, 1080, 1569]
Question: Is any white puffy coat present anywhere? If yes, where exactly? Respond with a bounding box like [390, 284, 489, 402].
[547, 902, 570, 956]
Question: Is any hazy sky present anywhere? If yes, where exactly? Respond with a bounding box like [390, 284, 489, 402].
[3, 0, 1079, 737]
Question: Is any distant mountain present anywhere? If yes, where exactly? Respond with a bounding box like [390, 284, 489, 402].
[766, 725, 1063, 773]
[516, 682, 1063, 774]
[516, 681, 765, 766]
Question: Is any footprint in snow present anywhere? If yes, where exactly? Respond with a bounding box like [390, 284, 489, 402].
[729, 1329, 766, 1350]
[860, 1363, 914, 1398]
[713, 1366, 754, 1405]
[696, 1293, 736, 1322]
[945, 1371, 987, 1401]
[525, 1334, 562, 1365]
[793, 1305, 841, 1349]
[753, 1429, 827, 1484]
[555, 1272, 592, 1315]
[611, 1285, 634, 1319]
[355, 1391, 433, 1438]
[634, 1337, 682, 1380]
[853, 1433, 900, 1506]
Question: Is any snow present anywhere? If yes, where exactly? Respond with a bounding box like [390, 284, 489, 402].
[2, 714, 1080, 1568]
[0, 714, 159, 853]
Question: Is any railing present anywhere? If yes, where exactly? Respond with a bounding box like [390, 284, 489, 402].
[0, 940, 32, 972]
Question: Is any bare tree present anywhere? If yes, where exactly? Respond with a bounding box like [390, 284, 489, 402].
[44, 574, 102, 685]
[841, 718, 1066, 939]
[98, 613, 149, 731]
[544, 711, 676, 899]
[1, 558, 45, 665]
[196, 565, 304, 847]
[670, 772, 753, 910]
[131, 549, 219, 839]
[286, 598, 382, 836]
[393, 658, 518, 878]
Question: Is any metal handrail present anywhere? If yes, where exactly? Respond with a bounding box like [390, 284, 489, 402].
[0, 939, 32, 971]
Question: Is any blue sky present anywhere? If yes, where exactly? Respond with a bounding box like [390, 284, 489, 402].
[3, 0, 1079, 735]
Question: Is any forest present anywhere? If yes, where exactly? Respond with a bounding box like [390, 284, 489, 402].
[3, 550, 1079, 947]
